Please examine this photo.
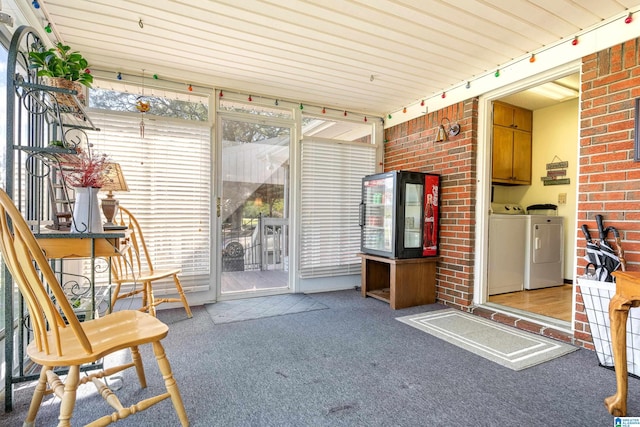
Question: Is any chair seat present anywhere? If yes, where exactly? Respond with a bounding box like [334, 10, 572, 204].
[27, 310, 168, 366]
[114, 268, 181, 284]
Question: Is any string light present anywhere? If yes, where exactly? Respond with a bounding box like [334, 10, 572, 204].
[299, 103, 304, 110]
[219, 90, 224, 97]
[188, 84, 193, 92]
[364, 116, 368, 122]
[322, 107, 326, 114]
[248, 95, 252, 101]
[275, 99, 279, 106]
[403, 107, 407, 113]
[388, 114, 392, 119]
[32, 0, 40, 9]
[116, 72, 122, 80]
[343, 110, 347, 116]
[420, 100, 425, 106]
[389, 10, 638, 120]
[153, 74, 158, 79]
[441, 92, 446, 99]
[44, 23, 52, 33]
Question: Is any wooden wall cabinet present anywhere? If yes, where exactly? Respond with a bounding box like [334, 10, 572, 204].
[492, 102, 533, 185]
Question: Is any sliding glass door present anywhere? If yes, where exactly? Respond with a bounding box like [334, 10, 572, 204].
[218, 116, 291, 295]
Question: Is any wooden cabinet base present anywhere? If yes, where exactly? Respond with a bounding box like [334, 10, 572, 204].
[358, 253, 437, 309]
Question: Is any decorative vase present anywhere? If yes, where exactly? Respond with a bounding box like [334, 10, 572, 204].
[71, 187, 103, 233]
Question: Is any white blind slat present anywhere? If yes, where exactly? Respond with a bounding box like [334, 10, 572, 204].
[85, 110, 212, 291]
[299, 139, 375, 278]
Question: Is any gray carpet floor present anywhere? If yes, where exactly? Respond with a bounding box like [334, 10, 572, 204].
[2, 289, 639, 426]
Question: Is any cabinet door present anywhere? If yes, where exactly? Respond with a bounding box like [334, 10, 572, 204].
[493, 103, 514, 128]
[513, 107, 532, 132]
[491, 126, 514, 182]
[512, 130, 532, 184]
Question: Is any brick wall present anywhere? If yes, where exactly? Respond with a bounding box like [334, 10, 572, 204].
[575, 38, 640, 348]
[384, 99, 478, 310]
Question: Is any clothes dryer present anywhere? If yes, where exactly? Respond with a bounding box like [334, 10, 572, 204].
[524, 215, 564, 289]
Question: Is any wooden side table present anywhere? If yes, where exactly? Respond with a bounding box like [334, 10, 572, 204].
[358, 253, 437, 309]
[605, 271, 640, 416]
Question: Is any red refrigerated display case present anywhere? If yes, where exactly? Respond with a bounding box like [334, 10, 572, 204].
[359, 170, 440, 259]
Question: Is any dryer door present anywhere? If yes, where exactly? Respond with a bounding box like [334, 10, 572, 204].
[532, 222, 563, 264]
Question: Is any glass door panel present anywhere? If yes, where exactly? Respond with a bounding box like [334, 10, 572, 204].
[219, 118, 290, 295]
[362, 176, 393, 253]
[404, 182, 423, 248]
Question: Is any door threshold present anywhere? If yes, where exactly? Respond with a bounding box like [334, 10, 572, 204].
[482, 302, 572, 334]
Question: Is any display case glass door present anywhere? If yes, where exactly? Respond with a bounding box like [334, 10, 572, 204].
[403, 182, 423, 249]
[362, 177, 393, 253]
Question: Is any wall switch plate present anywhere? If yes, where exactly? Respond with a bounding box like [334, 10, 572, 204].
[558, 193, 567, 205]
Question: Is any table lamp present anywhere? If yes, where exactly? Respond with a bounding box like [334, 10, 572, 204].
[100, 163, 129, 226]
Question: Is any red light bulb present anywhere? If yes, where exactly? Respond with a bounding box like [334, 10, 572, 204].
[625, 13, 633, 24]
[572, 37, 579, 46]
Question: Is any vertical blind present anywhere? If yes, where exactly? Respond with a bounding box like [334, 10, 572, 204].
[299, 138, 376, 278]
[89, 110, 212, 292]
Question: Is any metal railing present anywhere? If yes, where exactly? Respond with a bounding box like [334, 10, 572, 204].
[222, 215, 288, 272]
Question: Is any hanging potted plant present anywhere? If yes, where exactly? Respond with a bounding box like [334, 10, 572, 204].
[28, 42, 93, 106]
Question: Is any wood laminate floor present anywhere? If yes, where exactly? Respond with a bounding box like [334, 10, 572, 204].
[488, 284, 572, 322]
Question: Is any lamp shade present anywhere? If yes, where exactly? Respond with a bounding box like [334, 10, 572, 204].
[101, 163, 129, 192]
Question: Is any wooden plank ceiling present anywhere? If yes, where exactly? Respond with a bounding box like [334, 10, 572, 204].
[24, 0, 640, 116]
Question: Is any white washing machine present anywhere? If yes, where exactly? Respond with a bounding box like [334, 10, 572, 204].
[524, 214, 564, 289]
[488, 204, 527, 295]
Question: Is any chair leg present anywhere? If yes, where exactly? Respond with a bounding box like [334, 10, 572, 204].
[152, 341, 189, 427]
[131, 345, 147, 388]
[57, 365, 80, 427]
[145, 281, 157, 317]
[172, 274, 193, 318]
[110, 281, 122, 311]
[23, 365, 50, 427]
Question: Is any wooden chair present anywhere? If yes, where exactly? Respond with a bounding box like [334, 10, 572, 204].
[110, 206, 193, 318]
[0, 189, 189, 427]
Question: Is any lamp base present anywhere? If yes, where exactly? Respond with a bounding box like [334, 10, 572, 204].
[101, 196, 119, 226]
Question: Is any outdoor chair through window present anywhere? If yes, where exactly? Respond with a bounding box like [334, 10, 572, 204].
[110, 206, 193, 318]
[0, 188, 189, 427]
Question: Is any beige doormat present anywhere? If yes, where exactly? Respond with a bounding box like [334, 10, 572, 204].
[206, 294, 328, 324]
[397, 309, 577, 371]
